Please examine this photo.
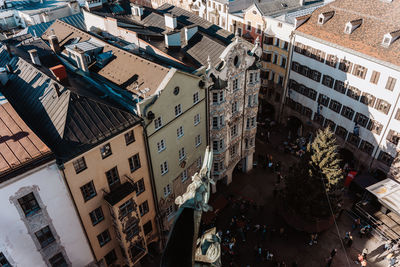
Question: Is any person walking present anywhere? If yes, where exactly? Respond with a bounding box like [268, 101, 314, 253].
[362, 248, 368, 260]
[361, 260, 367, 266]
[330, 248, 337, 258]
[325, 256, 333, 267]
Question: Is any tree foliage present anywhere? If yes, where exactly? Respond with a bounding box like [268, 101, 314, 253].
[283, 127, 344, 221]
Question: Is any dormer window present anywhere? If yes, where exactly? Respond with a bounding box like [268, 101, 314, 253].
[382, 30, 400, 47]
[344, 19, 362, 34]
[318, 11, 334, 25]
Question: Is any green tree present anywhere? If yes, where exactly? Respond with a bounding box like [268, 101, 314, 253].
[283, 127, 344, 221]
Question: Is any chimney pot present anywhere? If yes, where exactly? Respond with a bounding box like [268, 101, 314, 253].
[164, 14, 177, 30]
[0, 67, 8, 86]
[299, 0, 305, 5]
[49, 34, 60, 53]
[53, 83, 61, 97]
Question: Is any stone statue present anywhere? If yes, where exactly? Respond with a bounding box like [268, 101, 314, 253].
[161, 146, 220, 267]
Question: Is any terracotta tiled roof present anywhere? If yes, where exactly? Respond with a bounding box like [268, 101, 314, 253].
[42, 20, 170, 96]
[0, 102, 52, 179]
[296, 0, 400, 67]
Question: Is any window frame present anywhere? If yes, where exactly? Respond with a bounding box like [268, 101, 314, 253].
[124, 130, 135, 145]
[80, 181, 97, 202]
[128, 154, 141, 173]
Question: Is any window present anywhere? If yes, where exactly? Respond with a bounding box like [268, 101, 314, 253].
[329, 100, 342, 113]
[318, 94, 330, 107]
[256, 24, 262, 34]
[18, 192, 40, 216]
[354, 112, 369, 128]
[385, 76, 397, 91]
[193, 92, 199, 104]
[154, 117, 162, 130]
[229, 145, 237, 157]
[272, 54, 278, 64]
[352, 64, 368, 79]
[126, 221, 140, 240]
[97, 229, 111, 247]
[335, 126, 348, 140]
[324, 119, 336, 131]
[81, 181, 96, 202]
[231, 124, 238, 137]
[264, 37, 273, 45]
[325, 54, 337, 68]
[139, 201, 149, 216]
[263, 53, 272, 62]
[283, 41, 288, 50]
[291, 62, 300, 72]
[100, 143, 112, 159]
[160, 161, 168, 175]
[213, 139, 224, 151]
[143, 221, 153, 235]
[395, 109, 400, 120]
[302, 107, 312, 119]
[270, 71, 275, 82]
[313, 113, 325, 126]
[232, 101, 238, 113]
[370, 71, 380, 84]
[338, 59, 353, 73]
[212, 116, 224, 129]
[334, 80, 347, 94]
[359, 92, 376, 107]
[249, 73, 255, 83]
[387, 130, 400, 145]
[129, 154, 141, 173]
[274, 38, 279, 47]
[359, 140, 374, 155]
[106, 167, 120, 190]
[195, 135, 202, 147]
[104, 249, 117, 265]
[177, 126, 184, 138]
[157, 139, 166, 152]
[49, 252, 67, 267]
[212, 91, 224, 104]
[178, 147, 186, 161]
[347, 133, 360, 147]
[125, 130, 135, 145]
[367, 120, 383, 135]
[322, 75, 334, 88]
[89, 207, 104, 226]
[311, 70, 321, 82]
[119, 199, 134, 218]
[246, 21, 251, 31]
[181, 169, 188, 182]
[341, 106, 355, 120]
[0, 253, 11, 267]
[164, 184, 172, 197]
[280, 57, 286, 68]
[378, 151, 394, 166]
[135, 178, 145, 196]
[166, 205, 174, 218]
[375, 99, 391, 115]
[35, 226, 55, 248]
[346, 86, 361, 101]
[278, 76, 284, 86]
[196, 156, 202, 168]
[174, 104, 182, 117]
[73, 157, 87, 174]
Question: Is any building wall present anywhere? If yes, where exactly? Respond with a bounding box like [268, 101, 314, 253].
[242, 5, 263, 41]
[62, 124, 157, 265]
[0, 162, 94, 267]
[138, 69, 207, 229]
[285, 33, 400, 172]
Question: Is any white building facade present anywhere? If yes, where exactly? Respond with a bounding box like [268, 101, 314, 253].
[0, 161, 95, 266]
[284, 0, 400, 174]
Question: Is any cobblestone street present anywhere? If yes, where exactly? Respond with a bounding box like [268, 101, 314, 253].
[203, 128, 391, 267]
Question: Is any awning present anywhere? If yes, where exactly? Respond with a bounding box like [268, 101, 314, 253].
[367, 178, 400, 216]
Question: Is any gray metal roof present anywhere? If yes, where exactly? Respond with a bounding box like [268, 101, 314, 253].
[0, 38, 141, 161]
[255, 0, 324, 17]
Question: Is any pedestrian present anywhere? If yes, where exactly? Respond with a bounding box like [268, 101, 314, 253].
[356, 254, 364, 264]
[359, 226, 366, 238]
[384, 240, 392, 251]
[325, 256, 333, 267]
[353, 218, 361, 230]
[330, 248, 337, 258]
[266, 131, 270, 143]
[347, 235, 353, 248]
[362, 248, 368, 259]
[389, 255, 396, 267]
[309, 234, 315, 246]
[361, 260, 367, 266]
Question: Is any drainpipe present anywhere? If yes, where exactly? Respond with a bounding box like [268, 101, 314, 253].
[57, 162, 98, 265]
[141, 118, 166, 250]
[278, 30, 295, 124]
[368, 88, 400, 171]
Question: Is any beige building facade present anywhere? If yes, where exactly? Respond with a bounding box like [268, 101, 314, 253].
[137, 69, 207, 231]
[63, 124, 158, 266]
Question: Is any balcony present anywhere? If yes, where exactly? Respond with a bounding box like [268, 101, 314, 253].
[104, 181, 136, 207]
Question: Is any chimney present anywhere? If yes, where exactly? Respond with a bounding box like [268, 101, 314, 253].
[0, 67, 8, 86]
[131, 3, 143, 20]
[184, 25, 198, 43]
[50, 64, 67, 82]
[164, 14, 177, 30]
[28, 49, 41, 65]
[49, 33, 60, 53]
[299, 0, 305, 5]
